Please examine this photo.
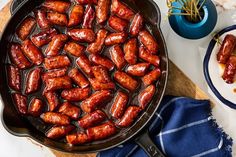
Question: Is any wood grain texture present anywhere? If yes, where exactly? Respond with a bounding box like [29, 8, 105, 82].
[0, 2, 210, 157]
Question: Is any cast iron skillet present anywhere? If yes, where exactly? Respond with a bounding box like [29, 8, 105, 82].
[0, 0, 169, 156]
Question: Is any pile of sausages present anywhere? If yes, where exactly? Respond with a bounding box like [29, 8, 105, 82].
[217, 34, 236, 84]
[7, 0, 161, 144]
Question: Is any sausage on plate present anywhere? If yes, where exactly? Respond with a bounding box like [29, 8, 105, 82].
[222, 55, 236, 84]
[217, 34, 236, 64]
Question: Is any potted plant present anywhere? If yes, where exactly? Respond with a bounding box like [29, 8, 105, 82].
[168, 0, 217, 39]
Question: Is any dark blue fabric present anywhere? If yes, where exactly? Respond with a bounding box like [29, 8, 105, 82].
[97, 96, 232, 157]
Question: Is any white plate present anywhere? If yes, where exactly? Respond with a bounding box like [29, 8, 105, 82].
[204, 25, 236, 109]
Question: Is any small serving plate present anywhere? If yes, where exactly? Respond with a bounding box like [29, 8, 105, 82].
[204, 25, 236, 109]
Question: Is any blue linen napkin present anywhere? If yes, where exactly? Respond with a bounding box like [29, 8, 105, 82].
[97, 96, 233, 157]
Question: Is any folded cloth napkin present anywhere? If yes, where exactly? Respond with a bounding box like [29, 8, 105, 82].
[97, 96, 233, 157]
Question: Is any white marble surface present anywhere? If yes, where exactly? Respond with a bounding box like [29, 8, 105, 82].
[0, 0, 236, 156]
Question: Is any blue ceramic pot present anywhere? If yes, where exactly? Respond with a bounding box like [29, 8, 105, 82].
[168, 0, 217, 39]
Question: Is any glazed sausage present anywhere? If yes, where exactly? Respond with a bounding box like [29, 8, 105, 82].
[7, 65, 21, 91]
[66, 132, 91, 145]
[108, 15, 128, 32]
[42, 68, 67, 82]
[116, 106, 141, 127]
[90, 54, 115, 71]
[105, 32, 127, 46]
[12, 93, 27, 115]
[82, 5, 95, 29]
[87, 121, 117, 141]
[111, 0, 134, 20]
[126, 63, 150, 77]
[47, 12, 68, 26]
[114, 71, 139, 91]
[142, 68, 161, 86]
[25, 67, 42, 94]
[217, 34, 236, 64]
[130, 13, 143, 36]
[9, 43, 31, 69]
[41, 112, 70, 125]
[58, 102, 81, 120]
[81, 90, 112, 113]
[138, 84, 155, 109]
[45, 34, 68, 56]
[34, 8, 51, 29]
[21, 39, 44, 65]
[78, 110, 107, 129]
[44, 91, 59, 111]
[139, 30, 159, 54]
[87, 29, 108, 54]
[124, 38, 138, 65]
[28, 98, 44, 117]
[92, 66, 111, 83]
[68, 68, 89, 88]
[110, 91, 128, 119]
[46, 125, 75, 139]
[16, 16, 36, 40]
[75, 0, 97, 4]
[139, 46, 160, 67]
[44, 55, 71, 70]
[89, 78, 116, 90]
[44, 76, 72, 92]
[96, 0, 110, 24]
[64, 42, 85, 57]
[67, 29, 95, 43]
[31, 28, 58, 47]
[222, 55, 236, 84]
[109, 45, 126, 70]
[68, 5, 84, 27]
[42, 0, 70, 13]
[76, 55, 93, 76]
[61, 87, 90, 101]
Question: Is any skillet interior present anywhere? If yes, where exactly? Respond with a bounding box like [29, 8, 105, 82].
[0, 0, 168, 153]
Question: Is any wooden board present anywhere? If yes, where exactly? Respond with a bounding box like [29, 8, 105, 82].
[0, 2, 210, 157]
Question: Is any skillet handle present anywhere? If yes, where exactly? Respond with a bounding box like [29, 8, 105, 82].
[135, 130, 165, 157]
[10, 0, 26, 15]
